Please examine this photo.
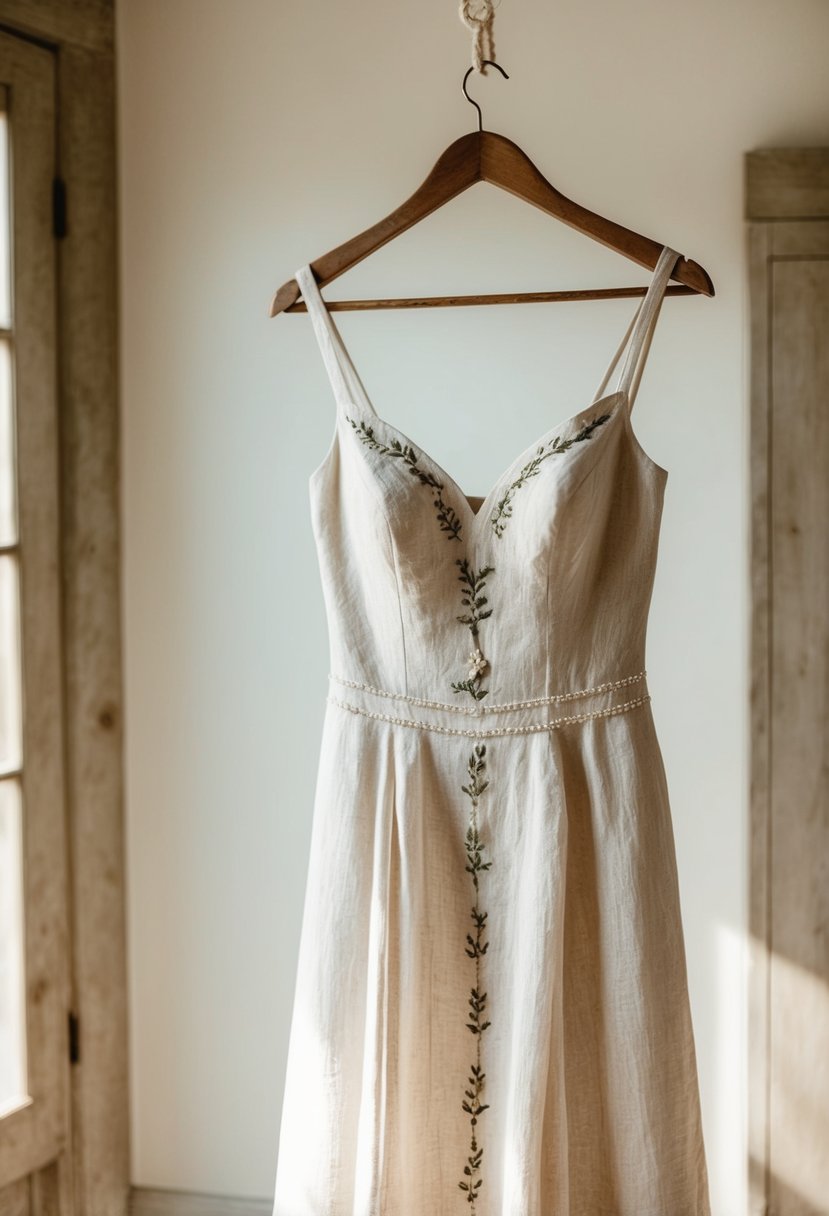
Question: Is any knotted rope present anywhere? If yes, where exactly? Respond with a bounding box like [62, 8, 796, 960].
[458, 0, 497, 74]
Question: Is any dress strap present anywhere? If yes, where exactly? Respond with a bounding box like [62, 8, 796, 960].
[591, 245, 682, 412]
[294, 264, 376, 413]
[590, 299, 645, 405]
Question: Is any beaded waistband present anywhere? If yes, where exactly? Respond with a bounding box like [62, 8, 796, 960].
[326, 670, 651, 739]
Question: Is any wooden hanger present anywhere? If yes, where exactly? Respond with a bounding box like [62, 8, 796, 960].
[270, 62, 714, 316]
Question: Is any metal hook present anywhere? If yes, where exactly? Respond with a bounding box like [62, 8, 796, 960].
[462, 61, 509, 133]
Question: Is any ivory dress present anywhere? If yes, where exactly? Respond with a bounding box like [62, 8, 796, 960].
[271, 245, 712, 1216]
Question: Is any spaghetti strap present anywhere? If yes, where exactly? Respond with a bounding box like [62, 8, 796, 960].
[590, 299, 644, 405]
[294, 264, 377, 415]
[591, 245, 681, 413]
[296, 250, 680, 424]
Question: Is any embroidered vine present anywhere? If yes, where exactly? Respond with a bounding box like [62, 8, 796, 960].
[458, 742, 492, 1209]
[451, 559, 494, 701]
[489, 411, 613, 538]
[345, 415, 463, 540]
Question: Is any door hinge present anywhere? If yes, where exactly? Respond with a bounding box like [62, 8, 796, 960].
[53, 177, 67, 239]
[68, 1010, 80, 1064]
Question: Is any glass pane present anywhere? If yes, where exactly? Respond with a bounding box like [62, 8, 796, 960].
[0, 554, 22, 775]
[0, 776, 27, 1114]
[0, 340, 15, 546]
[0, 99, 11, 330]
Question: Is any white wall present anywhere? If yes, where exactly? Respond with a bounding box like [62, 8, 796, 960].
[116, 0, 829, 1209]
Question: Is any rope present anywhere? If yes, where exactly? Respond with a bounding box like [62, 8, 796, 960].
[458, 0, 497, 74]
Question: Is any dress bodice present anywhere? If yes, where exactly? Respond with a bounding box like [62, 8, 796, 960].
[294, 246, 679, 724]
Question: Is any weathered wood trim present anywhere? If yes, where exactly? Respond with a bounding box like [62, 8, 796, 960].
[0, 1174, 29, 1216]
[746, 147, 829, 222]
[0, 28, 69, 1196]
[55, 35, 129, 1216]
[0, 2, 112, 54]
[745, 147, 829, 1216]
[747, 217, 772, 1216]
[0, 3, 126, 1214]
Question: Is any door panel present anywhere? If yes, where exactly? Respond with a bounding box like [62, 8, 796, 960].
[747, 151, 829, 1216]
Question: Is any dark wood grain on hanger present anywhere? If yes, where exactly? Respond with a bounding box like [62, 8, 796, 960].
[271, 130, 714, 315]
[286, 285, 698, 312]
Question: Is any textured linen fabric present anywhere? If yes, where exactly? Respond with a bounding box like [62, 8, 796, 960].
[271, 246, 712, 1216]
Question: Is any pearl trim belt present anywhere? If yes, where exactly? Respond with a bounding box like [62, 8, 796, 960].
[325, 670, 651, 739]
[327, 669, 647, 714]
[326, 692, 651, 738]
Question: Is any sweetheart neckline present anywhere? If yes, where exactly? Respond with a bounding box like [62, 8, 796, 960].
[337, 388, 629, 538]
[296, 253, 676, 538]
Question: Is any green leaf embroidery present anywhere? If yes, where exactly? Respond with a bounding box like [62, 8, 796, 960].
[450, 677, 489, 702]
[458, 743, 492, 1208]
[345, 415, 463, 540]
[455, 558, 495, 639]
[490, 411, 613, 538]
[452, 560, 495, 702]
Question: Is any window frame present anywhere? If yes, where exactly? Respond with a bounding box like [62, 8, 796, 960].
[0, 3, 127, 1211]
[0, 29, 70, 1188]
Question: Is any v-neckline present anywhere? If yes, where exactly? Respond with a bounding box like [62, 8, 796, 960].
[339, 389, 626, 539]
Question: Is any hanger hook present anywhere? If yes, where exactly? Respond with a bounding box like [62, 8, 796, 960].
[462, 61, 509, 133]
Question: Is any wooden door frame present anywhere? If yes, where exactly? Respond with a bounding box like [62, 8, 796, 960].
[745, 147, 829, 1216]
[0, 3, 127, 1214]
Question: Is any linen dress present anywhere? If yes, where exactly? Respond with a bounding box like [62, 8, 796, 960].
[271, 245, 712, 1216]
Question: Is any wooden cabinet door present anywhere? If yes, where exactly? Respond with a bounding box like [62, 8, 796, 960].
[747, 149, 829, 1216]
[0, 29, 73, 1216]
